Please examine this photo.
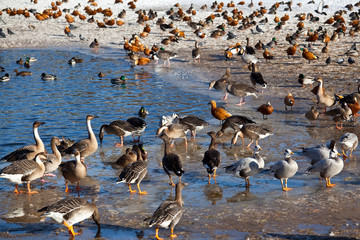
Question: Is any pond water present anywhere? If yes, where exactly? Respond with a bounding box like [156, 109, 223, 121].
[0, 46, 359, 239]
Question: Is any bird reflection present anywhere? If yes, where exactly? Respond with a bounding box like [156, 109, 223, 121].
[204, 183, 223, 205]
[226, 188, 257, 203]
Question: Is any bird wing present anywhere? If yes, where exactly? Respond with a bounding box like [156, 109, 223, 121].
[38, 197, 87, 214]
[149, 201, 182, 227]
[0, 159, 38, 175]
[118, 161, 147, 183]
[1, 145, 35, 162]
[307, 159, 333, 172]
[65, 140, 89, 154]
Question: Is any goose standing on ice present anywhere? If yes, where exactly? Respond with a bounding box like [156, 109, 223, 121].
[270, 149, 298, 191]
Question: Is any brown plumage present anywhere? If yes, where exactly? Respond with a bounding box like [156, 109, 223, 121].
[284, 93, 295, 111]
[257, 101, 273, 119]
[208, 100, 232, 124]
[263, 48, 274, 62]
[134, 57, 151, 66]
[60, 150, 87, 192]
[286, 42, 298, 58]
[14, 69, 32, 76]
[305, 106, 319, 124]
[302, 48, 318, 64]
[306, 31, 318, 42]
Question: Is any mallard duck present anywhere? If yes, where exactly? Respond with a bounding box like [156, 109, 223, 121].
[257, 101, 274, 119]
[250, 63, 267, 91]
[173, 115, 208, 139]
[305, 106, 319, 124]
[270, 149, 298, 191]
[224, 145, 264, 188]
[68, 57, 76, 65]
[16, 58, 24, 65]
[192, 41, 201, 62]
[301, 47, 318, 64]
[111, 75, 127, 85]
[14, 69, 32, 76]
[339, 132, 358, 159]
[202, 131, 221, 184]
[89, 38, 99, 48]
[284, 93, 295, 111]
[41, 73, 57, 81]
[0, 152, 47, 194]
[231, 124, 273, 148]
[117, 145, 148, 194]
[160, 134, 184, 186]
[114, 146, 137, 168]
[226, 79, 258, 105]
[138, 106, 149, 119]
[60, 150, 87, 192]
[0, 73, 10, 82]
[208, 100, 232, 124]
[209, 68, 231, 100]
[42, 137, 62, 181]
[298, 74, 315, 87]
[1, 121, 46, 162]
[156, 124, 188, 147]
[306, 148, 343, 187]
[38, 197, 100, 237]
[145, 182, 185, 240]
[216, 115, 256, 137]
[65, 115, 98, 161]
[98, 72, 106, 78]
[322, 42, 329, 53]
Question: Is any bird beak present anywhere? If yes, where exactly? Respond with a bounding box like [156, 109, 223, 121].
[337, 153, 341, 156]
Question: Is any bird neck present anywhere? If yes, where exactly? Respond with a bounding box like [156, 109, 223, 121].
[163, 138, 171, 155]
[175, 185, 183, 207]
[33, 127, 44, 150]
[87, 119, 95, 140]
[209, 138, 217, 150]
[51, 139, 61, 159]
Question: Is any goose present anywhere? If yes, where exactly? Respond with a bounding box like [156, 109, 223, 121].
[42, 137, 62, 181]
[216, 115, 256, 137]
[339, 132, 358, 159]
[231, 124, 273, 148]
[159, 113, 179, 127]
[250, 63, 267, 91]
[117, 145, 148, 194]
[208, 100, 232, 124]
[156, 124, 188, 148]
[152, 49, 177, 66]
[226, 79, 258, 105]
[173, 115, 208, 139]
[0, 73, 10, 82]
[315, 78, 336, 111]
[208, 68, 231, 100]
[224, 145, 264, 188]
[192, 41, 201, 62]
[202, 132, 221, 184]
[145, 182, 185, 240]
[322, 103, 351, 129]
[41, 73, 57, 81]
[60, 150, 87, 192]
[1, 121, 46, 162]
[38, 197, 100, 237]
[302, 140, 336, 165]
[57, 137, 75, 157]
[245, 37, 255, 55]
[306, 148, 343, 188]
[99, 119, 136, 147]
[160, 134, 184, 186]
[65, 115, 98, 162]
[0, 152, 47, 194]
[270, 149, 298, 191]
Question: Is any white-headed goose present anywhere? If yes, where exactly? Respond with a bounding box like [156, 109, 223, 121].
[339, 132, 358, 160]
[270, 149, 298, 191]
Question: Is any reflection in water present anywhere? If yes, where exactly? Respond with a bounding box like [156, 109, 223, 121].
[204, 183, 223, 205]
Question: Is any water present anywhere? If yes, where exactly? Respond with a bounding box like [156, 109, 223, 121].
[0, 47, 359, 239]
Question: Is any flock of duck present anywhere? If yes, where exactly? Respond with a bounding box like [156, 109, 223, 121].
[1, 0, 360, 238]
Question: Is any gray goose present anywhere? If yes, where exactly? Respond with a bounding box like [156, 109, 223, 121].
[38, 197, 100, 237]
[145, 182, 185, 240]
[302, 140, 336, 165]
[117, 145, 148, 194]
[173, 115, 208, 139]
[231, 124, 273, 148]
[60, 150, 87, 192]
[224, 145, 264, 188]
[306, 148, 343, 188]
[152, 49, 177, 66]
[64, 115, 98, 162]
[192, 41, 201, 62]
[270, 149, 298, 191]
[209, 68, 231, 100]
[202, 131, 221, 184]
[0, 152, 47, 194]
[42, 137, 62, 181]
[226, 79, 258, 105]
[160, 134, 184, 186]
[156, 123, 189, 148]
[250, 63, 267, 92]
[1, 121, 46, 162]
[339, 132, 358, 159]
[216, 115, 256, 137]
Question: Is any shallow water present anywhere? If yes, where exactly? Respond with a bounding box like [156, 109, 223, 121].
[0, 47, 359, 240]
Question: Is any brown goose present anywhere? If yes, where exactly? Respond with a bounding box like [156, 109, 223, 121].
[42, 137, 62, 181]
[192, 41, 201, 62]
[208, 68, 231, 100]
[173, 115, 208, 139]
[160, 134, 184, 186]
[231, 124, 273, 148]
[202, 132, 221, 184]
[38, 197, 100, 237]
[65, 115, 98, 162]
[216, 115, 256, 137]
[156, 124, 189, 148]
[323, 103, 351, 129]
[1, 121, 46, 162]
[226, 79, 258, 105]
[117, 145, 148, 194]
[145, 182, 185, 240]
[60, 150, 87, 192]
[0, 152, 47, 194]
[315, 78, 335, 111]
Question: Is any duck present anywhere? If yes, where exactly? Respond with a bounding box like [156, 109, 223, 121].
[156, 124, 188, 148]
[126, 117, 147, 142]
[0, 152, 47, 194]
[250, 63, 267, 92]
[322, 42, 329, 53]
[322, 103, 351, 129]
[286, 42, 298, 58]
[89, 38, 99, 48]
[114, 145, 138, 168]
[138, 106, 149, 119]
[56, 137, 75, 157]
[98, 71, 106, 78]
[301, 47, 318, 64]
[270, 149, 298, 191]
[24, 60, 30, 68]
[306, 148, 343, 188]
[238, 46, 260, 67]
[263, 48, 275, 62]
[231, 124, 273, 148]
[38, 197, 100, 237]
[245, 37, 255, 55]
[208, 68, 231, 100]
[298, 74, 314, 87]
[224, 145, 264, 188]
[41, 73, 57, 81]
[226, 79, 258, 105]
[263, 37, 277, 49]
[208, 100, 232, 124]
[255, 40, 263, 50]
[16, 58, 24, 65]
[284, 93, 295, 111]
[42, 137, 62, 181]
[257, 101, 274, 119]
[68, 57, 76, 65]
[305, 106, 319, 124]
[302, 140, 336, 165]
[160, 134, 184, 186]
[315, 78, 336, 111]
[134, 57, 151, 66]
[110, 75, 127, 85]
[1, 121, 46, 162]
[145, 182, 185, 240]
[14, 69, 32, 76]
[192, 41, 201, 62]
[339, 132, 358, 159]
[0, 73, 10, 82]
[216, 115, 256, 137]
[64, 115, 98, 162]
[173, 115, 208, 139]
[152, 49, 177, 66]
[202, 131, 221, 184]
[117, 145, 148, 194]
[59, 150, 87, 192]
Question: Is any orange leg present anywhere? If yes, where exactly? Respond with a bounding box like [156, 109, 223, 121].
[20, 182, 38, 194]
[137, 183, 147, 195]
[246, 140, 254, 149]
[168, 175, 175, 186]
[63, 221, 79, 237]
[281, 179, 293, 191]
[245, 178, 250, 188]
[326, 178, 336, 187]
[170, 227, 177, 238]
[342, 149, 348, 160]
[155, 228, 163, 240]
[14, 184, 19, 194]
[207, 174, 211, 184]
[65, 181, 70, 193]
[128, 184, 137, 193]
[213, 168, 218, 178]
